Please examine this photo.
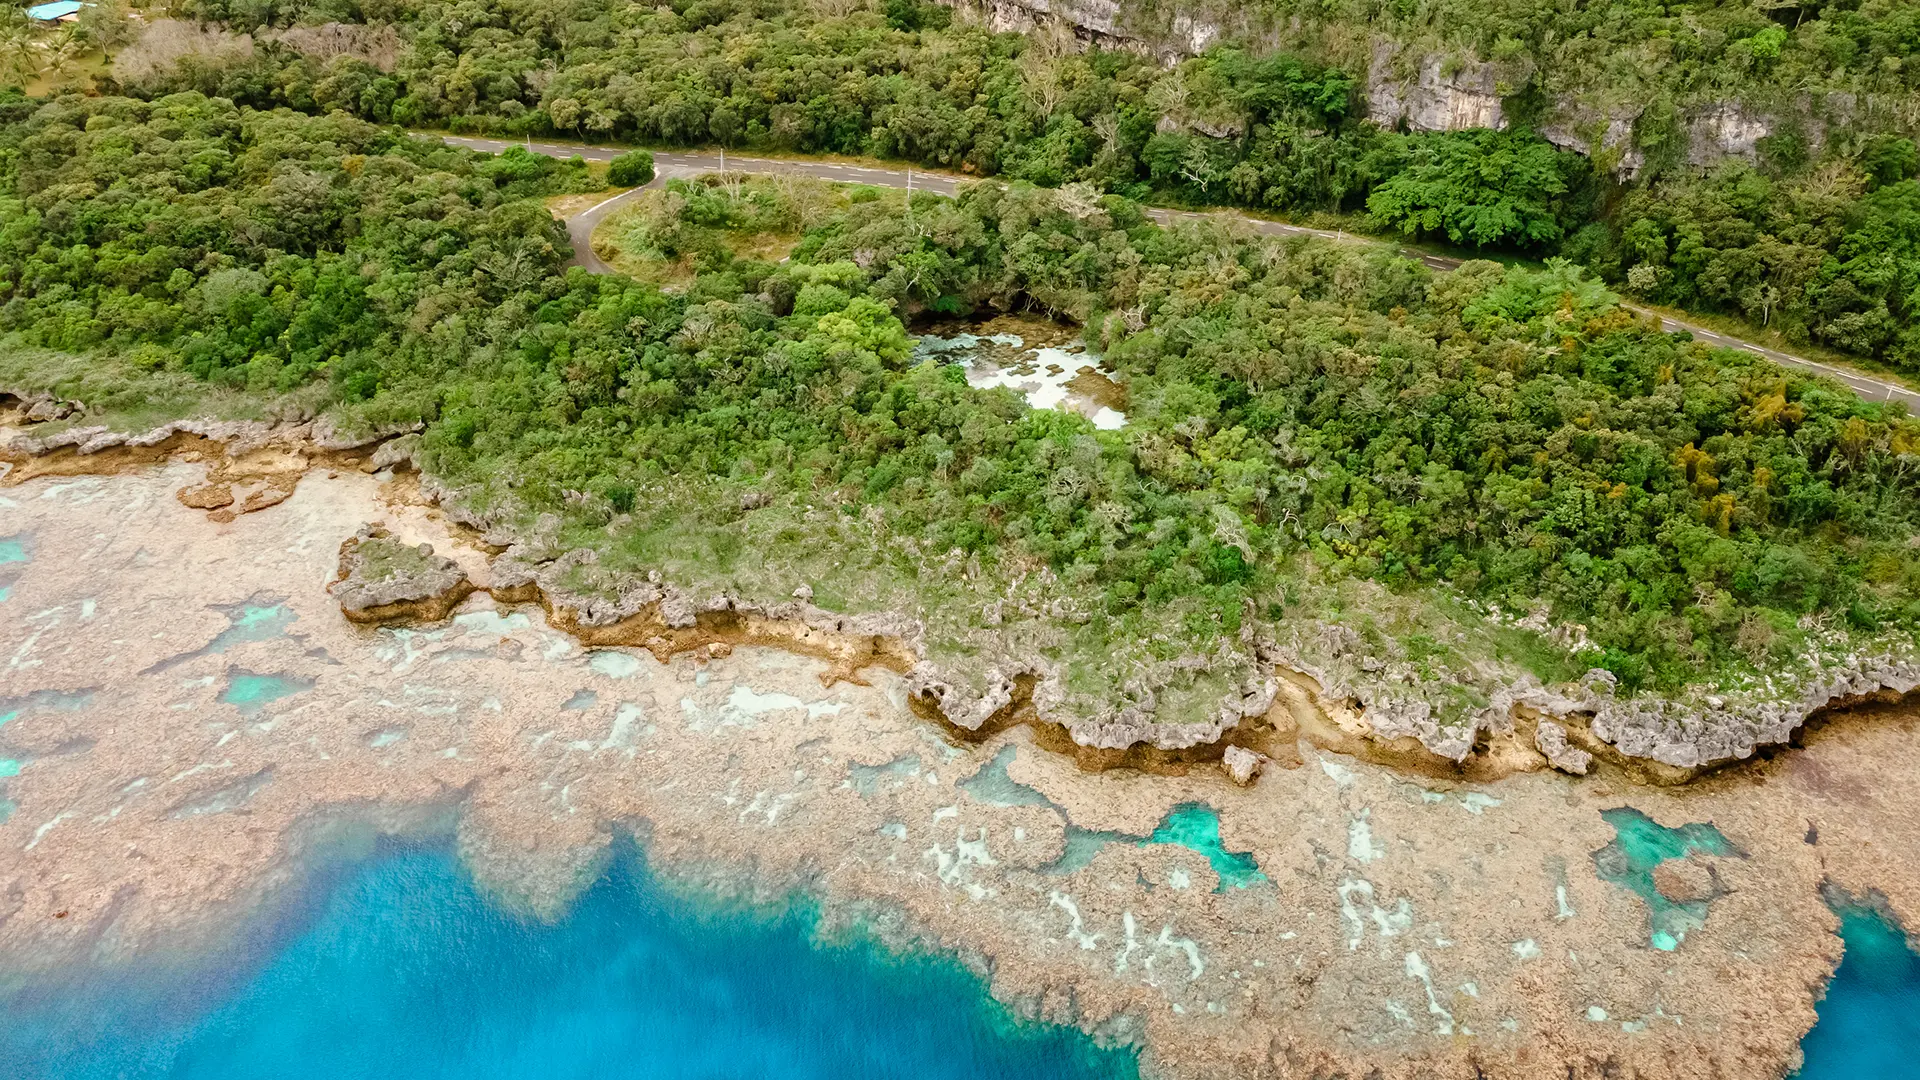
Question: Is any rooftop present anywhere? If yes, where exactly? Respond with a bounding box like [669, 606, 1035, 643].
[26, 1, 87, 20]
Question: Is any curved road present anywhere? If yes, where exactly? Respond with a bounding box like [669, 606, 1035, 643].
[446, 135, 1919, 413]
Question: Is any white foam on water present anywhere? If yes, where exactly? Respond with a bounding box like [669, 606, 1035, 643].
[960, 345, 1127, 430]
[918, 333, 1127, 429]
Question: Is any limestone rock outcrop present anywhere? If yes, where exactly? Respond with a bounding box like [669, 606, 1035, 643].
[1653, 857, 1718, 904]
[1221, 744, 1264, 786]
[1365, 45, 1505, 133]
[330, 524, 475, 624]
[931, 0, 1843, 174]
[486, 541, 921, 682]
[1588, 660, 1920, 770]
[1534, 720, 1593, 776]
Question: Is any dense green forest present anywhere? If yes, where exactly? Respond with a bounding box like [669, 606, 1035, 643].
[5, 95, 1917, 713]
[100, 0, 1920, 373]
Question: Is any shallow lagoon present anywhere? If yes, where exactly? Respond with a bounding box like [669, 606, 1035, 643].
[0, 839, 1140, 1080]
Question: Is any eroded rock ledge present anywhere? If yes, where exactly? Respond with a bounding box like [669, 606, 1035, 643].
[8, 404, 1917, 786]
[331, 524, 476, 624]
[0, 395, 423, 521]
[485, 539, 920, 684]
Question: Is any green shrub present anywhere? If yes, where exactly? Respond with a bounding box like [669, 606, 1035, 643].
[608, 150, 656, 188]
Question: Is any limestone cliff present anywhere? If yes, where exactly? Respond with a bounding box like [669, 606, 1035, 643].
[938, 0, 1866, 174]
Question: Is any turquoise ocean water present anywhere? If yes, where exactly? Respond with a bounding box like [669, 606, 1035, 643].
[0, 839, 1138, 1080]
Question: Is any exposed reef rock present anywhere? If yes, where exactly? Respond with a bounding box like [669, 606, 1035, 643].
[1221, 744, 1264, 786]
[1534, 720, 1593, 776]
[0, 407, 386, 521]
[6, 416, 279, 458]
[370, 433, 422, 472]
[907, 662, 1045, 735]
[176, 481, 235, 510]
[486, 543, 920, 685]
[906, 656, 1283, 773]
[5, 388, 84, 423]
[1254, 614, 1920, 781]
[1654, 857, 1719, 904]
[329, 524, 476, 625]
[1588, 661, 1920, 770]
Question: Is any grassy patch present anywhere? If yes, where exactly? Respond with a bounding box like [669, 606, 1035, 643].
[591, 174, 866, 284]
[0, 344, 304, 430]
[355, 536, 438, 583]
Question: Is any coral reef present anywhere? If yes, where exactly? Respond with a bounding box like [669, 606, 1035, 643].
[7, 460, 1920, 1080]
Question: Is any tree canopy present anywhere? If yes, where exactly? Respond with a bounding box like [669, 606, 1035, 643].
[4, 95, 1918, 721]
[96, 0, 1920, 372]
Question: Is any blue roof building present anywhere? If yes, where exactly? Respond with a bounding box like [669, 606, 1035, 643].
[26, 2, 88, 22]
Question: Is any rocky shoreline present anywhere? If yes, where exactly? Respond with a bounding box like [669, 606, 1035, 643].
[8, 439, 1920, 1080]
[5, 397, 1917, 789]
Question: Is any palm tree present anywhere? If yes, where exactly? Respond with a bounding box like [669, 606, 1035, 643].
[0, 20, 40, 87]
[47, 25, 88, 73]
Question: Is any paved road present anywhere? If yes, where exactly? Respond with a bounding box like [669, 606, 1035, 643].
[448, 137, 962, 274]
[446, 135, 1920, 412]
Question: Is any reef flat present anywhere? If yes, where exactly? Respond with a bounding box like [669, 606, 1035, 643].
[4, 453, 1920, 1079]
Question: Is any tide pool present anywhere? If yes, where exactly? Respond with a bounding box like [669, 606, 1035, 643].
[146, 600, 299, 674]
[958, 751, 1265, 889]
[0, 839, 1140, 1080]
[0, 533, 24, 605]
[1797, 897, 1920, 1079]
[1592, 807, 1740, 950]
[219, 672, 314, 715]
[1143, 804, 1267, 889]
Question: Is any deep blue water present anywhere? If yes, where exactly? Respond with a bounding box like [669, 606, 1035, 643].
[0, 839, 1138, 1080]
[1797, 899, 1920, 1079]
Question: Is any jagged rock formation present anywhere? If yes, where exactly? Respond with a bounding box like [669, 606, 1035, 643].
[176, 482, 235, 510]
[1221, 744, 1264, 786]
[905, 657, 1282, 772]
[1533, 720, 1593, 776]
[1365, 44, 1504, 133]
[369, 433, 422, 471]
[330, 524, 476, 624]
[488, 540, 920, 683]
[1255, 617, 1920, 781]
[1587, 661, 1920, 770]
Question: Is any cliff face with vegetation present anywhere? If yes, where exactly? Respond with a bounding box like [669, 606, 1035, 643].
[950, 0, 1920, 171]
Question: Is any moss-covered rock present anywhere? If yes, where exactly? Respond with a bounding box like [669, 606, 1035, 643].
[329, 524, 474, 625]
